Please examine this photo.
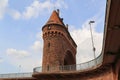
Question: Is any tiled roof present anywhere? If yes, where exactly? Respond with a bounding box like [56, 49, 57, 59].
[45, 10, 64, 26]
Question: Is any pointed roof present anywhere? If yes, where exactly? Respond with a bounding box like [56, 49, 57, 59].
[45, 10, 64, 26]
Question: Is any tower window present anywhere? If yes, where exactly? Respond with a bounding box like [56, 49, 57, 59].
[48, 43, 50, 47]
[48, 25, 51, 30]
[47, 65, 49, 71]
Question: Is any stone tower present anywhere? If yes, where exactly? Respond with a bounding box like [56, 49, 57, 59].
[42, 10, 77, 71]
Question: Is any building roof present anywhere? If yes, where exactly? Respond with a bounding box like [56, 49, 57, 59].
[42, 10, 77, 47]
[45, 10, 64, 26]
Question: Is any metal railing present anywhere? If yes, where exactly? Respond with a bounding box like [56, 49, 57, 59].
[0, 53, 103, 78]
[0, 72, 32, 78]
[33, 53, 103, 73]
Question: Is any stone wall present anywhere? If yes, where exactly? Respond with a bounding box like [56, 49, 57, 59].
[42, 24, 77, 71]
[32, 64, 116, 80]
[0, 78, 36, 80]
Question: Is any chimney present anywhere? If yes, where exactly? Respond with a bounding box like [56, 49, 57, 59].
[66, 24, 68, 30]
[61, 18, 63, 21]
[57, 9, 59, 15]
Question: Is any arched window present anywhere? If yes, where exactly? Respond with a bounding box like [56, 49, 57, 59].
[48, 42, 50, 47]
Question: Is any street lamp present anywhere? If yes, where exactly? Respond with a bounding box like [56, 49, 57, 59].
[89, 21, 96, 64]
[19, 65, 21, 73]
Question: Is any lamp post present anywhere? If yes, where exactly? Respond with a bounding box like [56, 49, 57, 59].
[89, 21, 96, 65]
[19, 65, 21, 73]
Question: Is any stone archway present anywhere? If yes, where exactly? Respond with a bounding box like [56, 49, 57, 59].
[64, 50, 75, 66]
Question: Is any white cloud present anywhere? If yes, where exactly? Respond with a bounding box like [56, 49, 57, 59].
[5, 31, 43, 72]
[0, 0, 67, 20]
[0, 58, 3, 63]
[22, 0, 40, 19]
[70, 20, 103, 64]
[6, 54, 42, 72]
[36, 31, 42, 40]
[9, 57, 41, 72]
[68, 10, 104, 64]
[8, 9, 21, 20]
[6, 48, 29, 58]
[0, 0, 8, 19]
[6, 48, 42, 72]
[31, 40, 43, 52]
[22, 0, 67, 19]
[31, 31, 43, 53]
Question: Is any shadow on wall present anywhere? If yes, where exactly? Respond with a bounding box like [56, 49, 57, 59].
[118, 70, 120, 80]
[64, 50, 75, 65]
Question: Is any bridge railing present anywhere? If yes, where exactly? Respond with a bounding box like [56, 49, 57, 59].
[0, 53, 103, 78]
[33, 53, 103, 73]
[0, 72, 32, 78]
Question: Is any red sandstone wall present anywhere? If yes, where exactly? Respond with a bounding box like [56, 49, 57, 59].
[33, 64, 115, 80]
[113, 59, 120, 80]
[42, 24, 76, 70]
[0, 78, 36, 80]
[74, 65, 114, 80]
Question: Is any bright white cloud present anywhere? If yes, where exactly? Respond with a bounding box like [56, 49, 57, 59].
[31, 40, 43, 52]
[31, 31, 43, 53]
[6, 48, 29, 58]
[22, 0, 67, 19]
[5, 31, 43, 72]
[5, 48, 41, 72]
[69, 11, 104, 64]
[70, 21, 103, 64]
[0, 0, 67, 20]
[9, 57, 41, 72]
[0, 0, 8, 19]
[22, 0, 40, 19]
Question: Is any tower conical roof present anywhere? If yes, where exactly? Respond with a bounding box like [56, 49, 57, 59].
[45, 10, 64, 26]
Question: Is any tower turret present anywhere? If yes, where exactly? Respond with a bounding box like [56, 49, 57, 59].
[42, 10, 77, 71]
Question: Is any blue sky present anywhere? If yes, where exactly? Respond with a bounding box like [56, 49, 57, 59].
[0, 0, 106, 73]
